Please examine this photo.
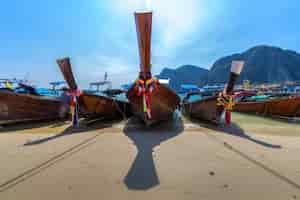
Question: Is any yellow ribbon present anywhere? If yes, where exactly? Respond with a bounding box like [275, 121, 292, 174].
[217, 95, 235, 111]
[5, 81, 13, 89]
[146, 77, 158, 87]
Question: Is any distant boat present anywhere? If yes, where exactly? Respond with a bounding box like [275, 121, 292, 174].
[36, 81, 67, 97]
[0, 80, 69, 125]
[179, 84, 202, 94]
[56, 58, 131, 121]
[158, 78, 170, 86]
[126, 11, 180, 126]
[121, 83, 134, 92]
[88, 78, 112, 94]
[182, 61, 244, 124]
[233, 92, 300, 117]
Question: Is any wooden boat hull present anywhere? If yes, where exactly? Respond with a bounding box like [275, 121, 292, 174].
[127, 84, 180, 125]
[182, 96, 220, 123]
[78, 94, 131, 119]
[182, 61, 245, 124]
[234, 97, 300, 117]
[0, 90, 69, 125]
[56, 57, 131, 122]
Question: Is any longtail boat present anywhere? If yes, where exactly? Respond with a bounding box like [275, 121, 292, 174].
[56, 58, 131, 125]
[126, 11, 180, 126]
[182, 61, 244, 124]
[0, 81, 69, 125]
[233, 93, 300, 117]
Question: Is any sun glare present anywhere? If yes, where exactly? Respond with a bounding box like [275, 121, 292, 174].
[146, 0, 152, 10]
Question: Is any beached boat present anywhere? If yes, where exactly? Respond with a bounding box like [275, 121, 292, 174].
[182, 61, 244, 124]
[0, 81, 69, 125]
[126, 11, 180, 126]
[56, 58, 131, 121]
[233, 93, 300, 117]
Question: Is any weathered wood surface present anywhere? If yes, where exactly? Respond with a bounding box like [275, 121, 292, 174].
[182, 96, 219, 123]
[127, 84, 180, 125]
[0, 90, 68, 124]
[78, 94, 131, 119]
[135, 12, 152, 74]
[57, 57, 131, 120]
[56, 58, 78, 91]
[234, 97, 300, 117]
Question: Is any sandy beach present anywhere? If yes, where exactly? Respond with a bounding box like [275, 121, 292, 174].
[0, 113, 300, 200]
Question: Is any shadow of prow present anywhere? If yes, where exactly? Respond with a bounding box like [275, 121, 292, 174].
[123, 113, 184, 190]
[204, 121, 282, 149]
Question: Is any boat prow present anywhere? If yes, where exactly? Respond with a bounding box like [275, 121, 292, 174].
[56, 57, 131, 122]
[127, 83, 180, 125]
[182, 61, 245, 125]
[127, 11, 180, 126]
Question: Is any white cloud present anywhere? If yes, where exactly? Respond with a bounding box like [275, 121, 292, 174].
[152, 0, 204, 49]
[74, 0, 226, 88]
[102, 0, 224, 66]
[73, 54, 139, 88]
[106, 0, 206, 50]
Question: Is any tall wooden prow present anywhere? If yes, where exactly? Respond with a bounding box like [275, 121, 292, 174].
[56, 57, 132, 125]
[135, 11, 152, 80]
[127, 11, 180, 126]
[182, 61, 245, 125]
[56, 57, 80, 127]
[56, 58, 78, 91]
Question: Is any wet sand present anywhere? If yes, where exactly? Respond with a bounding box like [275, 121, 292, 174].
[0, 113, 300, 199]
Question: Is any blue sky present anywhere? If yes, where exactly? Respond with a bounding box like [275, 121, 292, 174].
[1, 0, 300, 88]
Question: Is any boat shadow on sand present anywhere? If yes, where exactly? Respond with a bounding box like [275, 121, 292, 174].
[187, 117, 282, 149]
[234, 112, 300, 125]
[23, 118, 122, 146]
[123, 114, 184, 190]
[0, 119, 70, 133]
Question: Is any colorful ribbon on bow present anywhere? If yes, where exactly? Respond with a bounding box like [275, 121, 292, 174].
[134, 77, 158, 119]
[67, 89, 81, 127]
[5, 81, 13, 89]
[217, 92, 235, 125]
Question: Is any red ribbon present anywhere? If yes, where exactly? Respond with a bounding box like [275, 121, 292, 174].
[65, 89, 81, 127]
[225, 110, 231, 125]
[67, 89, 81, 107]
[134, 78, 158, 119]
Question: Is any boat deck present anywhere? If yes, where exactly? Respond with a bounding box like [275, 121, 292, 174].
[0, 113, 300, 199]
